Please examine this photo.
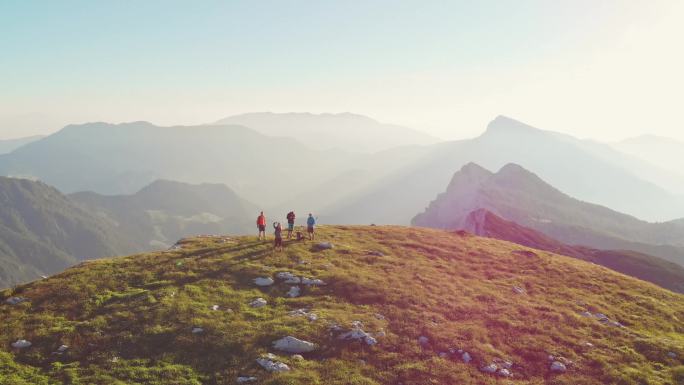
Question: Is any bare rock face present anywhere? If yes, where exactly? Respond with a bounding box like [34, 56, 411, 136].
[273, 336, 316, 353]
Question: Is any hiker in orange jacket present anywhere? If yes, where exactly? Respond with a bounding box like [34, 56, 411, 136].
[257, 212, 266, 240]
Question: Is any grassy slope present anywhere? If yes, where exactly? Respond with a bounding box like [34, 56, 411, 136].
[0, 226, 683, 385]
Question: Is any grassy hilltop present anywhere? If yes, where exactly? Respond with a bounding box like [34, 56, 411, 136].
[1, 226, 683, 385]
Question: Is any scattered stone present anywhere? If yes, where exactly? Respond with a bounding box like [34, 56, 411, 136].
[273, 336, 316, 353]
[418, 336, 429, 346]
[254, 277, 275, 286]
[250, 298, 268, 308]
[498, 368, 512, 377]
[668, 352, 677, 358]
[211, 305, 220, 311]
[338, 328, 378, 346]
[550, 361, 567, 372]
[481, 364, 498, 374]
[192, 327, 204, 334]
[5, 297, 26, 305]
[11, 339, 31, 349]
[579, 311, 593, 317]
[276, 272, 296, 280]
[438, 352, 448, 358]
[57, 344, 69, 353]
[462, 352, 472, 363]
[594, 313, 609, 321]
[236, 377, 257, 383]
[307, 313, 318, 322]
[286, 286, 301, 298]
[512, 286, 526, 295]
[256, 354, 290, 372]
[292, 354, 304, 361]
[367, 251, 384, 257]
[375, 330, 386, 337]
[314, 242, 334, 251]
[301, 277, 326, 286]
[374, 313, 385, 320]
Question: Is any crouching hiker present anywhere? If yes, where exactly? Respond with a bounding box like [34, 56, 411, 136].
[273, 222, 283, 251]
[307, 213, 316, 240]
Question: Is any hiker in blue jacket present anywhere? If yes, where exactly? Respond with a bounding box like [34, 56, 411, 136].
[306, 213, 316, 240]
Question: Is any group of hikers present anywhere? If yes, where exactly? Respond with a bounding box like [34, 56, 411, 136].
[256, 211, 316, 251]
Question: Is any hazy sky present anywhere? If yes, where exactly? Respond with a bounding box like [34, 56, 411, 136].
[1, 1, 683, 141]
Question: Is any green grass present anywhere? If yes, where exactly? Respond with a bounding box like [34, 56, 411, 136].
[0, 226, 683, 384]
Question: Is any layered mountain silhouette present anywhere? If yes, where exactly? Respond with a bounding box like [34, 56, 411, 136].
[215, 112, 439, 153]
[0, 135, 43, 155]
[70, 180, 258, 248]
[614, 135, 684, 180]
[0, 177, 139, 288]
[463, 208, 684, 293]
[412, 163, 684, 266]
[0, 121, 357, 207]
[324, 116, 684, 224]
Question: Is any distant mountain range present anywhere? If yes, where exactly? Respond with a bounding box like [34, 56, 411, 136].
[215, 112, 439, 153]
[463, 208, 684, 293]
[412, 163, 684, 266]
[0, 177, 258, 288]
[70, 180, 258, 248]
[0, 135, 44, 154]
[0, 177, 138, 288]
[323, 116, 684, 224]
[613, 135, 684, 180]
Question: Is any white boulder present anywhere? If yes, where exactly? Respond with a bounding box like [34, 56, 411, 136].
[254, 277, 274, 286]
[273, 336, 316, 353]
[287, 286, 301, 298]
[250, 298, 267, 308]
[550, 361, 567, 372]
[256, 354, 290, 372]
[11, 339, 31, 349]
[5, 297, 26, 305]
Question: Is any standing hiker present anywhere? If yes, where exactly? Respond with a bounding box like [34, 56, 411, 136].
[286, 211, 296, 239]
[306, 213, 316, 240]
[273, 222, 283, 251]
[256, 211, 266, 240]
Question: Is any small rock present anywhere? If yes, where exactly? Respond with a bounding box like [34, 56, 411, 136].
[498, 368, 512, 377]
[236, 377, 257, 383]
[368, 251, 384, 256]
[192, 327, 204, 334]
[375, 330, 386, 337]
[438, 352, 448, 358]
[667, 351, 677, 358]
[250, 298, 267, 308]
[314, 242, 334, 251]
[254, 277, 275, 286]
[287, 286, 301, 298]
[11, 339, 32, 349]
[5, 297, 27, 305]
[273, 336, 316, 353]
[211, 304, 219, 311]
[550, 361, 567, 373]
[462, 352, 472, 363]
[364, 335, 378, 345]
[374, 313, 385, 320]
[307, 313, 318, 322]
[481, 364, 498, 373]
[256, 355, 290, 372]
[57, 344, 69, 352]
[594, 313, 609, 321]
[418, 336, 429, 345]
[301, 277, 325, 286]
[339, 328, 377, 346]
[579, 311, 593, 317]
[512, 286, 526, 295]
[292, 354, 304, 361]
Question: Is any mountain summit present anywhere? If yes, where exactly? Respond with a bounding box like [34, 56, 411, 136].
[1, 225, 682, 384]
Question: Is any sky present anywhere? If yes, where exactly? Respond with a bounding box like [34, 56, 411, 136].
[1, 0, 683, 141]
